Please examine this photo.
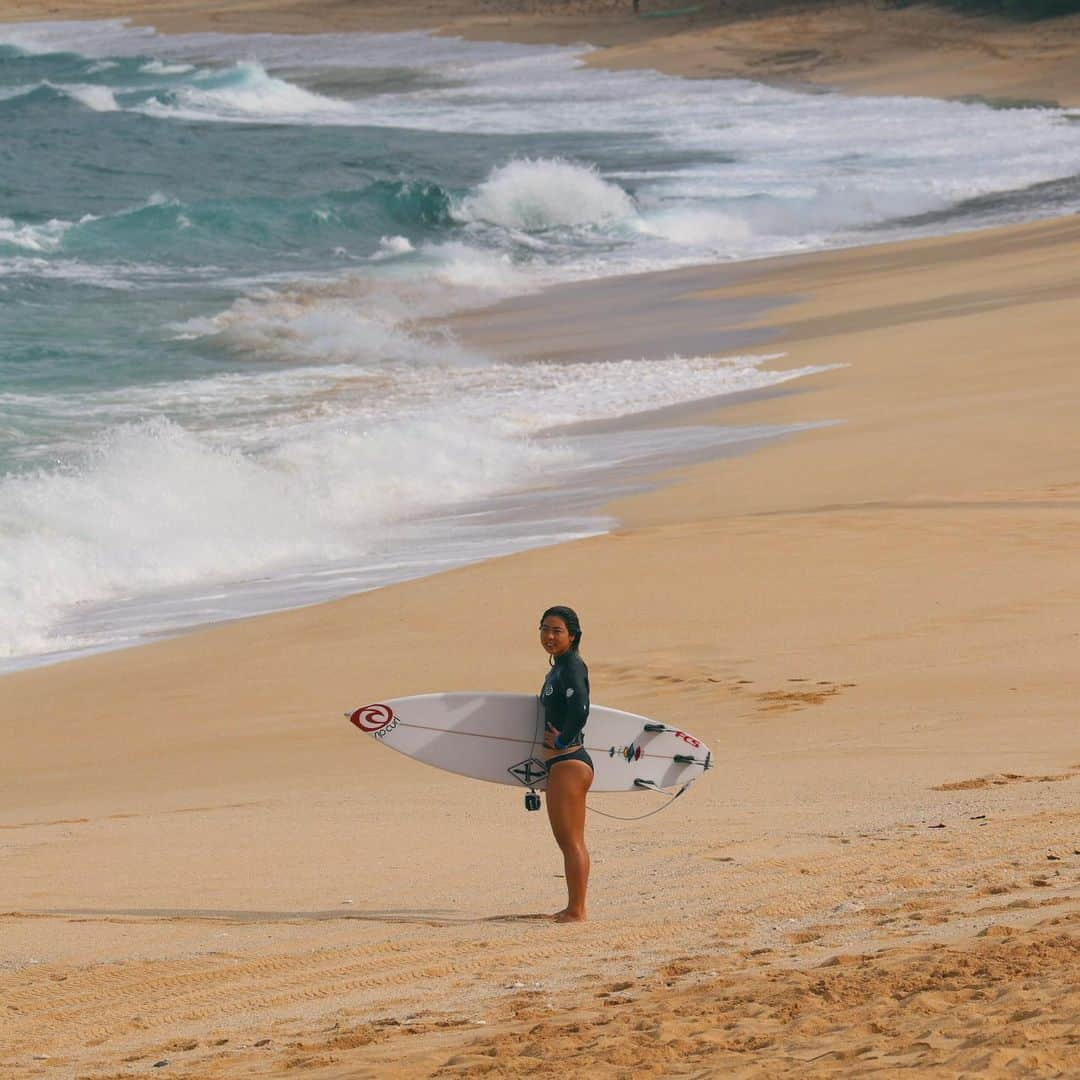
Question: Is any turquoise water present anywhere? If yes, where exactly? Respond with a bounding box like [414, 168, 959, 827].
[2, 19, 1080, 666]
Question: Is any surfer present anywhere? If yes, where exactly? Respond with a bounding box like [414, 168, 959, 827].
[538, 605, 593, 923]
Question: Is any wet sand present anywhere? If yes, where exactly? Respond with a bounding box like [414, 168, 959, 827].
[5, 0, 1080, 106]
[2, 4, 1079, 1078]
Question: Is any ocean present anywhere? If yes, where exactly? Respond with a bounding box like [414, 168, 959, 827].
[2, 18, 1079, 670]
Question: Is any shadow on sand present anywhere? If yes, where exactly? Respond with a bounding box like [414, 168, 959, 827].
[13, 907, 553, 926]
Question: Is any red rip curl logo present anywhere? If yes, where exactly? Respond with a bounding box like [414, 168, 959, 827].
[350, 703, 395, 733]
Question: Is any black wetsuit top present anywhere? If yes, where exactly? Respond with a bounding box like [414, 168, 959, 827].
[539, 651, 590, 750]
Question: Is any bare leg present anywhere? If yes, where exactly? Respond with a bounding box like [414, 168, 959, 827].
[545, 760, 593, 922]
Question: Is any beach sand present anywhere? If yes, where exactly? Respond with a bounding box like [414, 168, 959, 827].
[5, 0, 1080, 106]
[3, 3, 1080, 1078]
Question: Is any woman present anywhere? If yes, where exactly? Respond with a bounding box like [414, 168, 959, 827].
[538, 605, 593, 922]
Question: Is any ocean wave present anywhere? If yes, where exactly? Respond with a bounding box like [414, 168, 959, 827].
[135, 60, 355, 123]
[363, 179, 455, 229]
[0, 215, 78, 252]
[418, 240, 536, 293]
[139, 59, 194, 75]
[372, 235, 414, 259]
[0, 18, 161, 58]
[0, 79, 126, 113]
[8, 19, 1080, 667]
[172, 254, 519, 365]
[176, 286, 475, 367]
[0, 413, 531, 658]
[634, 207, 754, 249]
[0, 84, 37, 103]
[0, 194, 191, 258]
[56, 81, 121, 112]
[0, 255, 191, 288]
[173, 233, 546, 365]
[0, 351, 826, 660]
[0, 81, 59, 109]
[456, 159, 635, 231]
[4, 180, 457, 266]
[0, 409, 552, 660]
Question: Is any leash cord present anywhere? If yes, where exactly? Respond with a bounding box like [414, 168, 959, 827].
[585, 781, 694, 822]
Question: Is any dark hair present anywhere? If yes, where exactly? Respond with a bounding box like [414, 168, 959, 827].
[540, 605, 582, 651]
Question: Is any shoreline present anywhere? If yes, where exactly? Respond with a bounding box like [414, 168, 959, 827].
[6, 211, 1079, 675]
[1, 384, 816, 677]
[2, 6, 1079, 1078]
[4, 1, 1080, 106]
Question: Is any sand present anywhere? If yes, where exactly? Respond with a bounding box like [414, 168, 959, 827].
[2, 3, 1079, 1078]
[5, 1, 1080, 106]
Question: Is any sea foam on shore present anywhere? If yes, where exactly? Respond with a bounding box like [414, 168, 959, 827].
[3, 19, 1080, 666]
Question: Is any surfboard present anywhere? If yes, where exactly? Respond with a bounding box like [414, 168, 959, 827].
[346, 692, 711, 794]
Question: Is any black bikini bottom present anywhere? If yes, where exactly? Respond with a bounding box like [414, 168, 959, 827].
[546, 746, 594, 773]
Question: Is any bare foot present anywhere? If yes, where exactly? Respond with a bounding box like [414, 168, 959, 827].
[552, 908, 586, 923]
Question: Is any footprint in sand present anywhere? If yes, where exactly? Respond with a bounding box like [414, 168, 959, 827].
[755, 680, 855, 713]
[932, 769, 1077, 791]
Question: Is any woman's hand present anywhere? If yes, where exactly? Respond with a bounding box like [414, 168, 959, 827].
[543, 722, 559, 750]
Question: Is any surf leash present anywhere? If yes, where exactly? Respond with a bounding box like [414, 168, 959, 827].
[585, 777, 698, 821]
[523, 694, 546, 812]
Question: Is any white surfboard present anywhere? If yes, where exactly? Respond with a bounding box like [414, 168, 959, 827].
[346, 692, 711, 794]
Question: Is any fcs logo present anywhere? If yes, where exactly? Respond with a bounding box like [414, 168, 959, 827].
[675, 731, 701, 749]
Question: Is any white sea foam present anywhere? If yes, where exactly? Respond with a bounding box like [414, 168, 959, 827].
[175, 240, 542, 364]
[0, 350, 826, 661]
[0, 256, 165, 289]
[9, 20, 1079, 244]
[136, 60, 355, 122]
[0, 84, 36, 102]
[6, 18, 1080, 668]
[373, 235, 414, 258]
[0, 79, 115, 111]
[0, 216, 76, 252]
[421, 240, 537, 294]
[140, 59, 194, 75]
[0, 194, 193, 262]
[0, 21, 536, 70]
[456, 159, 636, 231]
[61, 83, 121, 111]
[178, 289, 473, 367]
[635, 207, 754, 251]
[0, 18, 160, 57]
[175, 271, 500, 366]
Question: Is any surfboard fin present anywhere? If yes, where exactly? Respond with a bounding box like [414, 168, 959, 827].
[634, 778, 660, 789]
[674, 753, 711, 768]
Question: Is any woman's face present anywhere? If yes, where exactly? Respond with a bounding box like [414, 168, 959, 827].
[539, 615, 573, 658]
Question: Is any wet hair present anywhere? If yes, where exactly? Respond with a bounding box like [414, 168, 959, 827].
[540, 605, 582, 652]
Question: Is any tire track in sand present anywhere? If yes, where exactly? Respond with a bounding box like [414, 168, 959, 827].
[0, 930, 601, 1069]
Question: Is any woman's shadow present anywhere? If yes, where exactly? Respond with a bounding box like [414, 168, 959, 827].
[22, 906, 554, 926]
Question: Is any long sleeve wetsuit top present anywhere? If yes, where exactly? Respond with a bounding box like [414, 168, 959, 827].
[540, 651, 590, 749]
